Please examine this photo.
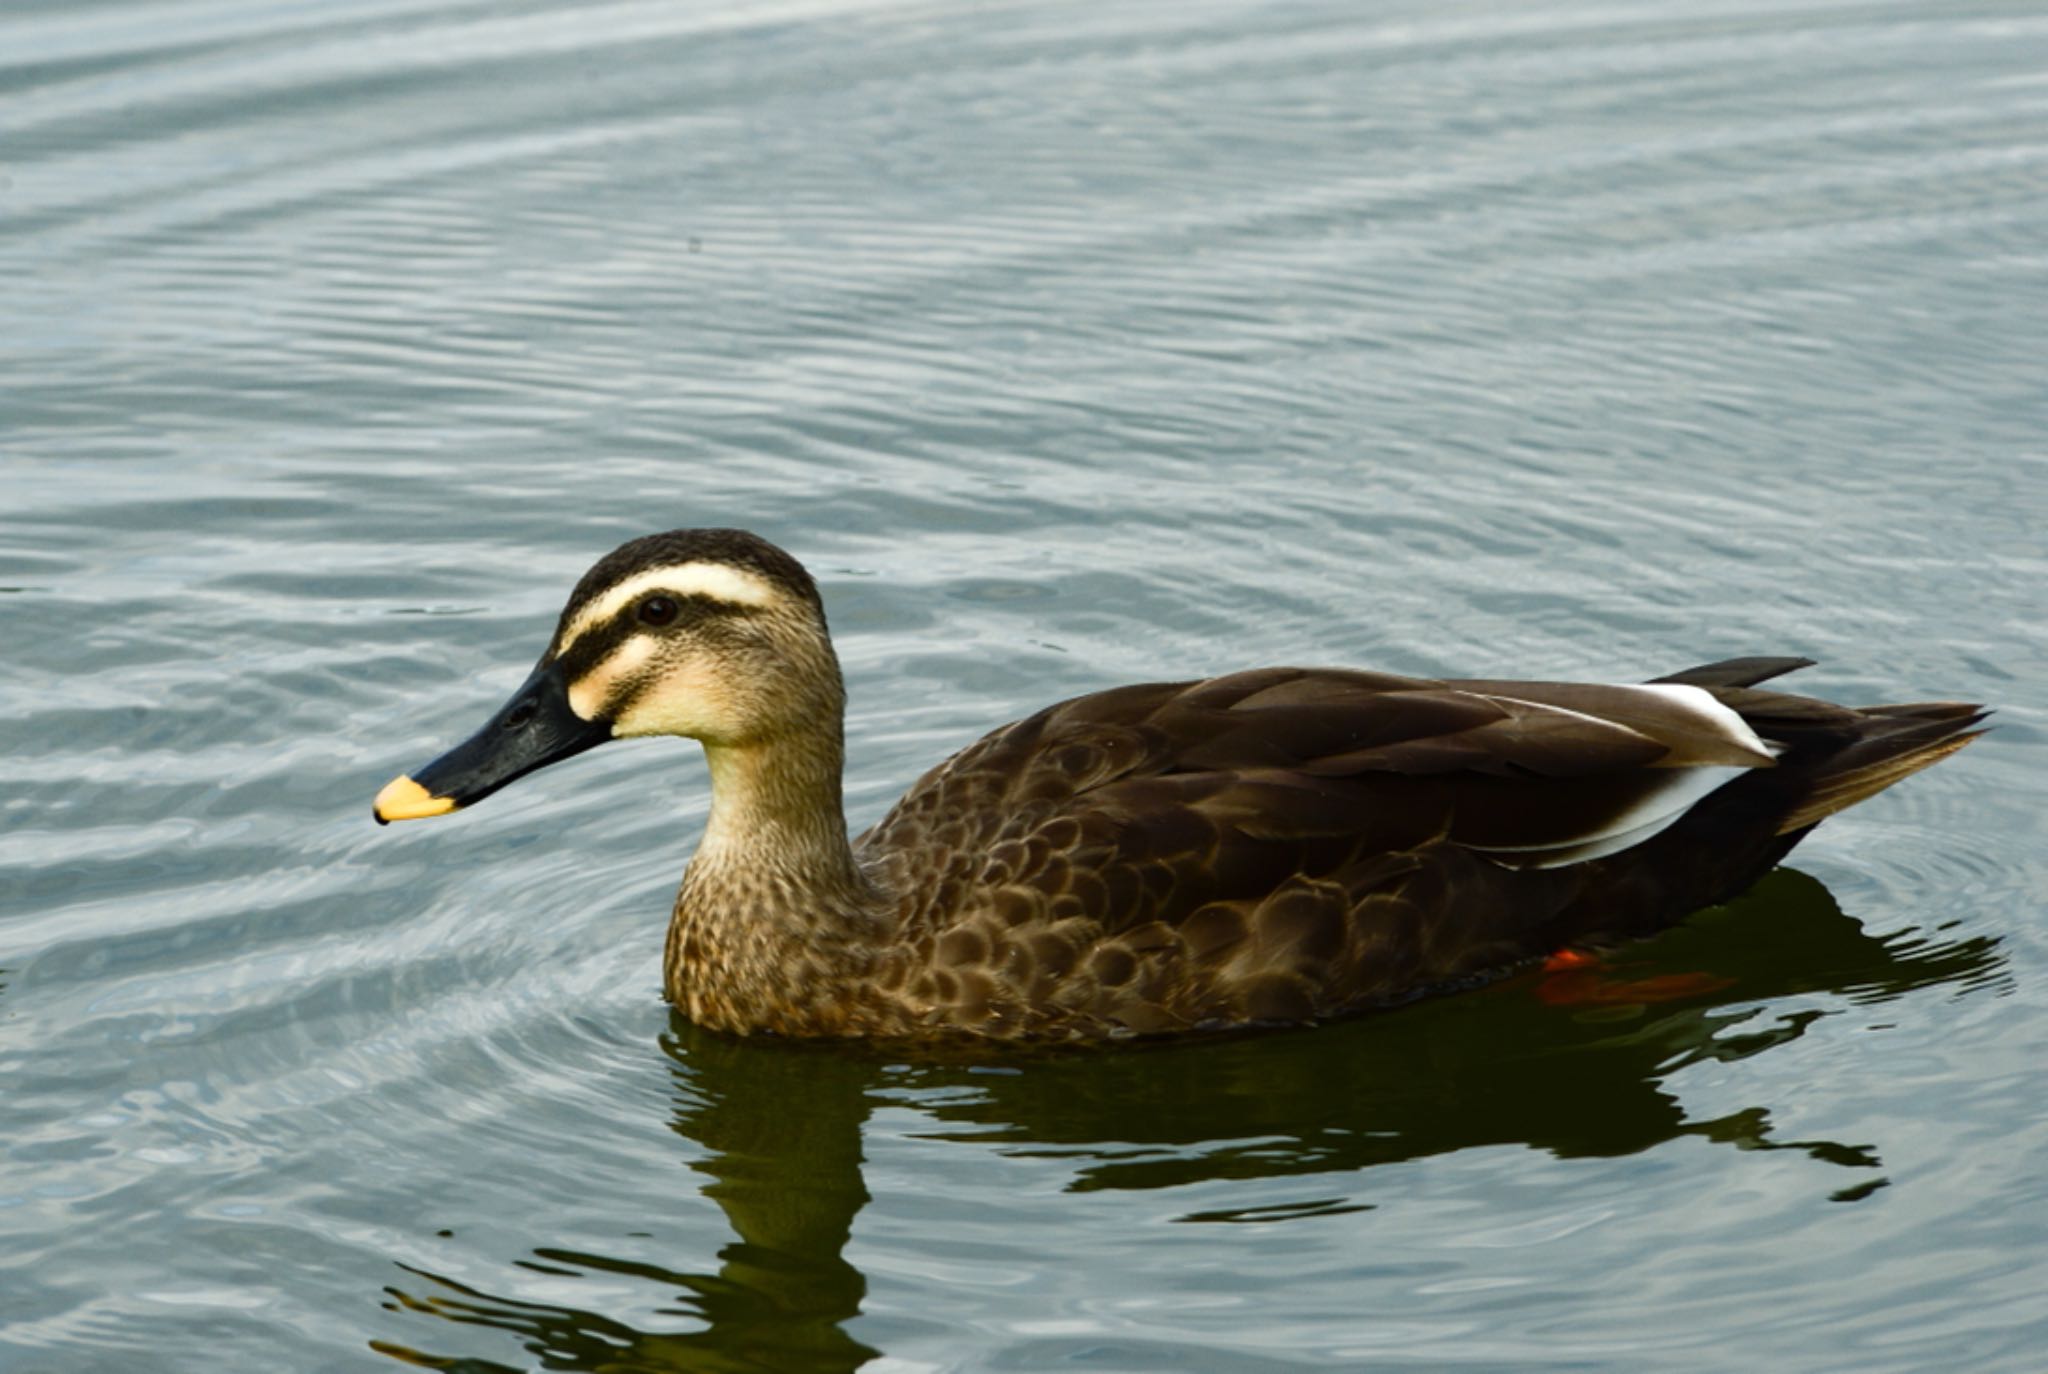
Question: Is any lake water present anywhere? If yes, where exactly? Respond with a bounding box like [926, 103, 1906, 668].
[3, 0, 2045, 1369]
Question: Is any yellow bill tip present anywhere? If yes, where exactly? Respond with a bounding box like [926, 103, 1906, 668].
[374, 774, 457, 824]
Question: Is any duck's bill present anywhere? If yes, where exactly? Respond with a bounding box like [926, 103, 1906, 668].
[373, 661, 613, 824]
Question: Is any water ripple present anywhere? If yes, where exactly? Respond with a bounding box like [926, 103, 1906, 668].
[4, 0, 2045, 1370]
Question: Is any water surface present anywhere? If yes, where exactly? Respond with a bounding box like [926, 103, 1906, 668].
[3, 1, 2045, 1370]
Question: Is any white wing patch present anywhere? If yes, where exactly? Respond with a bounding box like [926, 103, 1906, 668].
[556, 562, 782, 656]
[1632, 683, 1782, 761]
[1471, 764, 1752, 869]
[1469, 681, 1785, 869]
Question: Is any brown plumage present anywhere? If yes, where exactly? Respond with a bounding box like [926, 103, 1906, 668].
[374, 530, 1987, 1041]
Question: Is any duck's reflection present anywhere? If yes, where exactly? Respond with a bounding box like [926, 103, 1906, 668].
[372, 870, 2002, 1371]
[374, 1033, 882, 1374]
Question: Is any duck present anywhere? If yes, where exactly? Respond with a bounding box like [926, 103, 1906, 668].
[373, 528, 1985, 1041]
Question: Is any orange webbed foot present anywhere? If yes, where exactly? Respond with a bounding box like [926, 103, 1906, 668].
[1536, 948, 1736, 1007]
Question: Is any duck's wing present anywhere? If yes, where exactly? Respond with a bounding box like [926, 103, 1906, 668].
[868, 664, 1790, 865]
[854, 664, 1977, 1035]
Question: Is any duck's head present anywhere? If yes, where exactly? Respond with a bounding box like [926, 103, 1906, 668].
[373, 529, 839, 824]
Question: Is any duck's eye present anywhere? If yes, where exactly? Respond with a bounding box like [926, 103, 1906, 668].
[638, 595, 679, 627]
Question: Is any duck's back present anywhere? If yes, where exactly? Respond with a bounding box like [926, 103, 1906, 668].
[853, 661, 1982, 1039]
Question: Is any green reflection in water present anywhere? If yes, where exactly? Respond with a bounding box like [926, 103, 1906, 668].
[374, 1035, 880, 1374]
[371, 869, 2002, 1372]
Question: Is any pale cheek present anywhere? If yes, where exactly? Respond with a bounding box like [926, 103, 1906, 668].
[612, 662, 745, 741]
[568, 637, 656, 721]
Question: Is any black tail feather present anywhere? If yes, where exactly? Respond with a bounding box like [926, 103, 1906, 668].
[1651, 656, 1817, 690]
[1776, 704, 1989, 833]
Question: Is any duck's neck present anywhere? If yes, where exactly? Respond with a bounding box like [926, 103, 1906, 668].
[664, 722, 889, 1032]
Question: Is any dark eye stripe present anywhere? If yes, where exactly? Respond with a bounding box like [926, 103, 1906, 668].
[551, 593, 753, 672]
[641, 592, 752, 622]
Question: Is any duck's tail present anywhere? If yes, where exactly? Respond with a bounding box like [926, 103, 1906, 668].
[1775, 700, 1989, 834]
[1651, 657, 1988, 837]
